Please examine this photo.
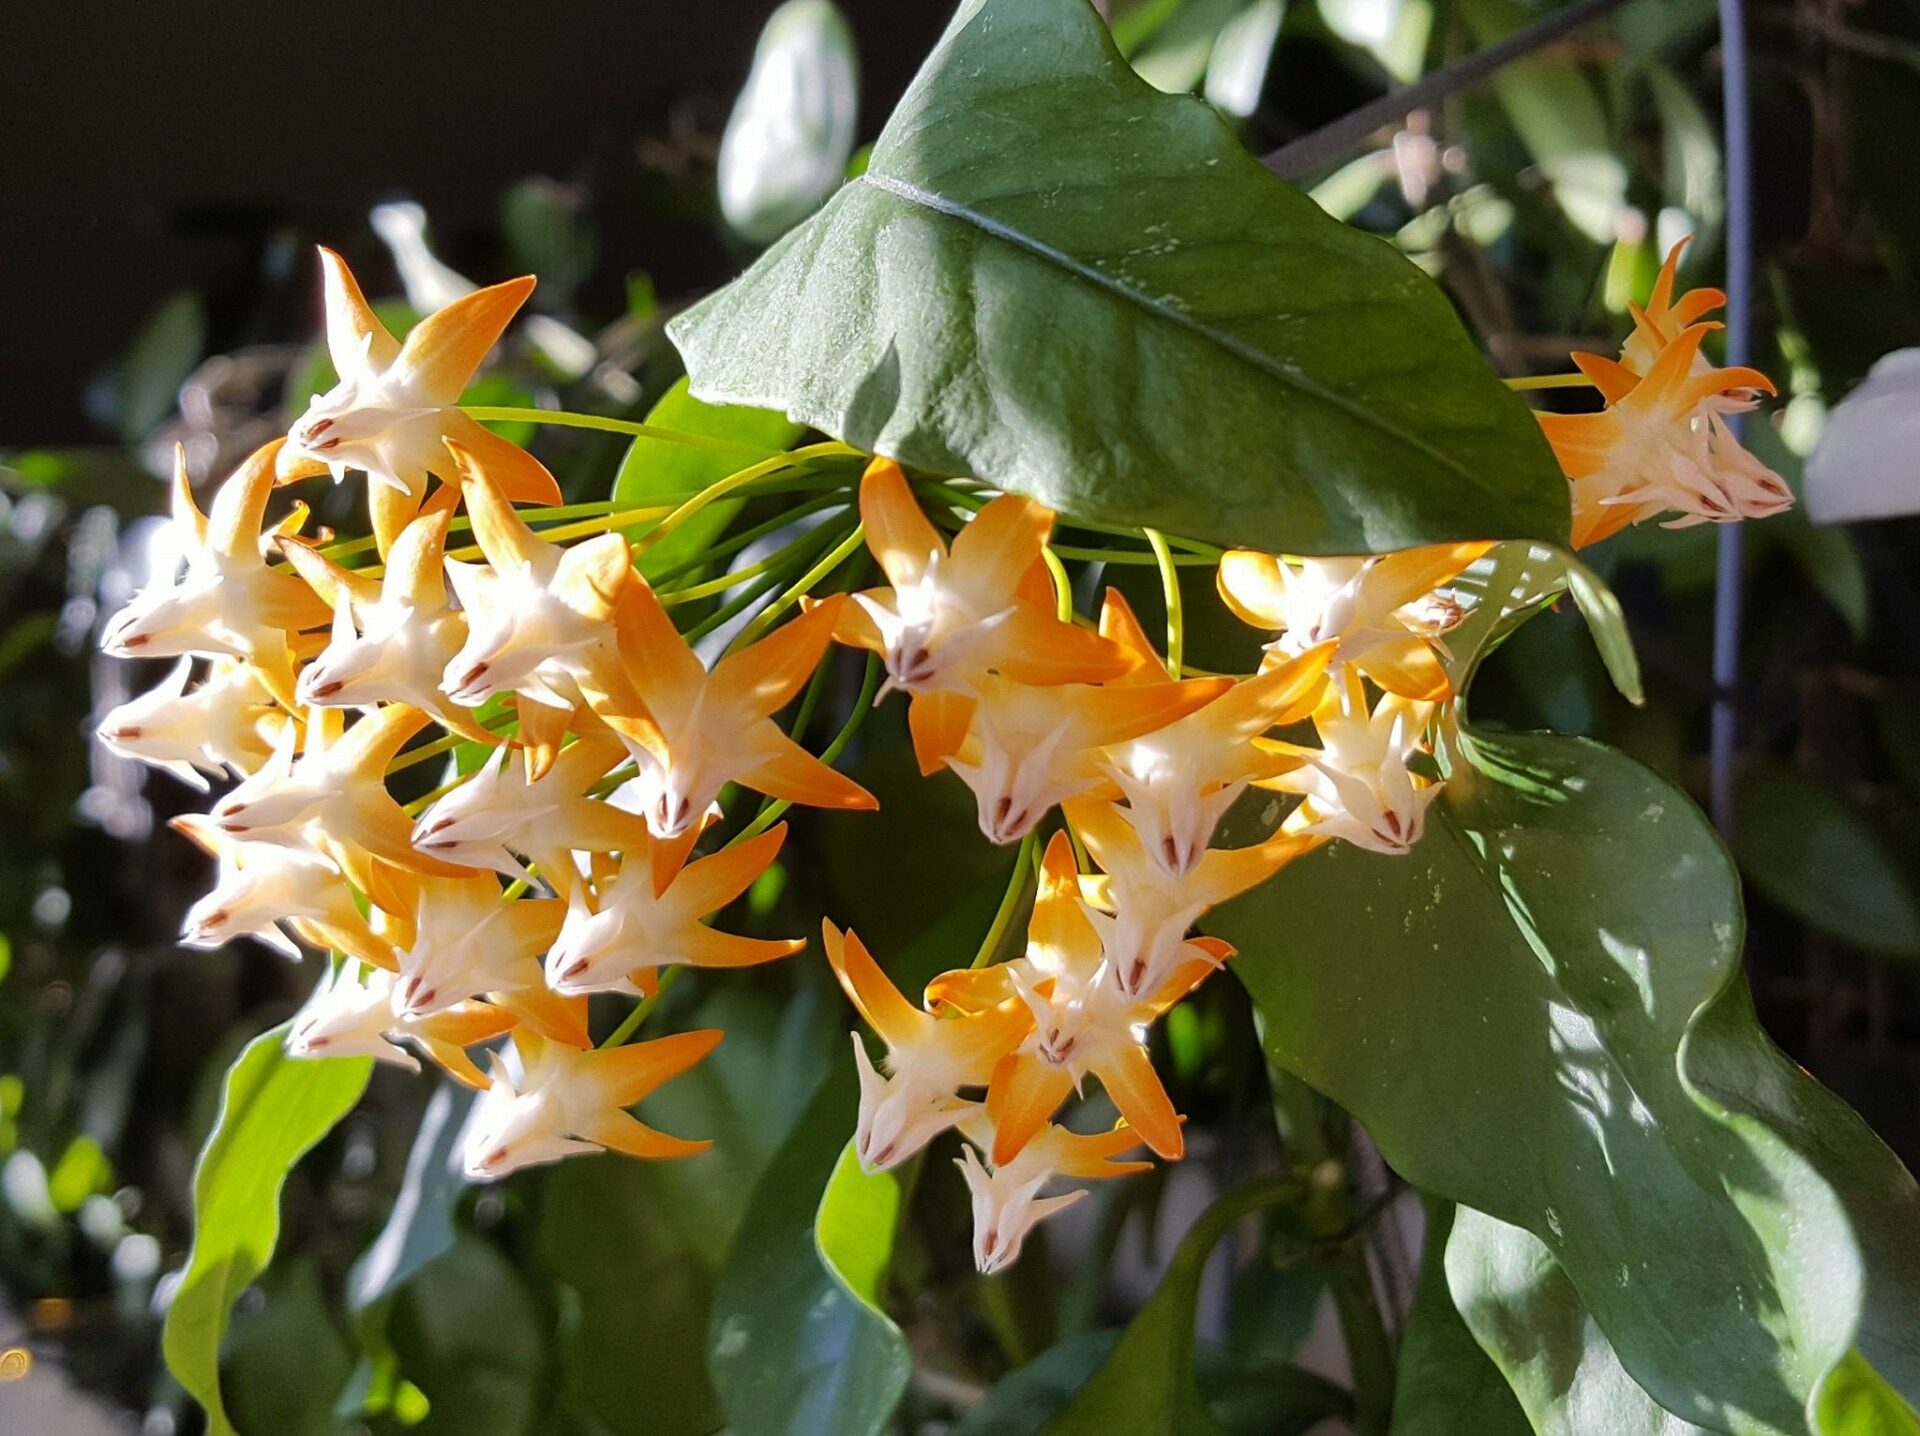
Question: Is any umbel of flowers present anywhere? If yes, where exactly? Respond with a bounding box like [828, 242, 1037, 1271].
[95, 241, 1785, 1271]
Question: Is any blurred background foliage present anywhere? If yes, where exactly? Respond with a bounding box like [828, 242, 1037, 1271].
[4, 0, 1920, 1430]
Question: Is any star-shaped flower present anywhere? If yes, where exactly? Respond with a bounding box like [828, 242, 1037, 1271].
[954, 1115, 1149, 1275]
[831, 459, 1135, 773]
[285, 961, 515, 1090]
[1095, 589, 1330, 876]
[96, 657, 287, 791]
[282, 508, 495, 743]
[594, 580, 877, 888]
[1257, 672, 1442, 856]
[101, 443, 329, 705]
[544, 824, 803, 997]
[172, 813, 398, 970]
[463, 1028, 724, 1180]
[823, 919, 1030, 1172]
[944, 672, 1231, 845]
[280, 247, 562, 554]
[385, 874, 584, 1048]
[410, 736, 647, 896]
[1216, 541, 1489, 703]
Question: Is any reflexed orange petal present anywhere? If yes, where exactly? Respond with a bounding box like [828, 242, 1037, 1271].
[277, 535, 382, 614]
[317, 247, 401, 377]
[1368, 541, 1493, 610]
[1216, 550, 1289, 629]
[1356, 635, 1450, 702]
[859, 457, 945, 589]
[668, 823, 787, 916]
[987, 1053, 1075, 1165]
[681, 928, 806, 968]
[1093, 1045, 1183, 1160]
[582, 1109, 712, 1161]
[711, 597, 842, 718]
[949, 494, 1053, 596]
[596, 1028, 724, 1105]
[822, 921, 926, 1050]
[394, 274, 536, 406]
[498, 985, 591, 1049]
[993, 608, 1137, 687]
[441, 412, 564, 507]
[907, 690, 976, 776]
[206, 441, 284, 561]
[740, 734, 877, 811]
[1096, 588, 1170, 680]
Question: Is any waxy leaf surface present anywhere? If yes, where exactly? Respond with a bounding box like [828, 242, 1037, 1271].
[670, 0, 1569, 556]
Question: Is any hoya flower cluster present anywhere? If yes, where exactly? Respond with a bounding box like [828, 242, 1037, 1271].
[96, 241, 1789, 1274]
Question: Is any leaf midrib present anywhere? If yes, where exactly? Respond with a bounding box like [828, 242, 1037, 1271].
[855, 169, 1515, 508]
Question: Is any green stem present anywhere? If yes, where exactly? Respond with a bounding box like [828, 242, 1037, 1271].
[1040, 546, 1074, 623]
[461, 405, 798, 459]
[599, 966, 685, 1049]
[1267, 1064, 1395, 1435]
[1144, 527, 1184, 679]
[726, 653, 883, 847]
[646, 494, 851, 587]
[1503, 371, 1593, 391]
[970, 829, 1040, 968]
[730, 523, 867, 650]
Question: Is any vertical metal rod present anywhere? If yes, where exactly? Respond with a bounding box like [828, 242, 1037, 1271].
[1710, 0, 1753, 839]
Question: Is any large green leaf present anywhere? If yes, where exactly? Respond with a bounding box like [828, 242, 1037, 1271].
[669, 0, 1569, 556]
[161, 1027, 371, 1436]
[1445, 1205, 1713, 1434]
[388, 1236, 547, 1435]
[1212, 729, 1920, 1433]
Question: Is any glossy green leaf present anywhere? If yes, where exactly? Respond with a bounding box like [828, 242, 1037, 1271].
[161, 1028, 371, 1436]
[709, 1066, 910, 1435]
[719, 0, 860, 244]
[610, 376, 806, 578]
[1214, 730, 1920, 1433]
[1440, 539, 1642, 705]
[670, 0, 1569, 557]
[708, 892, 997, 1436]
[1446, 1205, 1713, 1434]
[816, 1140, 903, 1310]
[347, 1083, 475, 1313]
[1392, 1202, 1531, 1436]
[1816, 1351, 1920, 1434]
[1045, 1178, 1293, 1434]
[1733, 762, 1920, 959]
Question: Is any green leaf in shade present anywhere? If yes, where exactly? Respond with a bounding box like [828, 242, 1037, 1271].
[610, 376, 806, 578]
[669, 0, 1569, 557]
[161, 1028, 371, 1436]
[1212, 730, 1920, 1433]
[1044, 1178, 1293, 1435]
[958, 1331, 1123, 1436]
[223, 1260, 357, 1436]
[709, 891, 998, 1436]
[1392, 1202, 1532, 1436]
[92, 290, 206, 444]
[1445, 1205, 1713, 1434]
[388, 1236, 546, 1436]
[1817, 1351, 1920, 1434]
[718, 0, 860, 245]
[1733, 762, 1920, 960]
[347, 1083, 476, 1313]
